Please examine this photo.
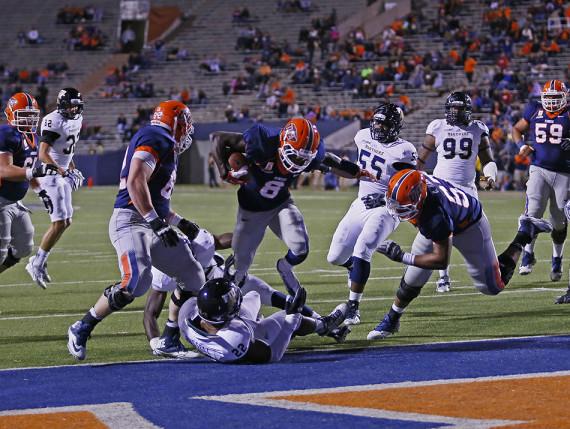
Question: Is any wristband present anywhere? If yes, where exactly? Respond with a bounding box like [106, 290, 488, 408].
[143, 209, 159, 223]
[402, 252, 416, 266]
[168, 212, 183, 226]
[25, 168, 33, 180]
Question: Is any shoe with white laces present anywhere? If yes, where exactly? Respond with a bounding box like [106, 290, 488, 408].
[344, 300, 361, 325]
[518, 251, 536, 275]
[367, 313, 400, 340]
[67, 320, 91, 360]
[317, 303, 348, 336]
[151, 334, 198, 359]
[276, 258, 301, 296]
[25, 256, 47, 289]
[436, 276, 451, 293]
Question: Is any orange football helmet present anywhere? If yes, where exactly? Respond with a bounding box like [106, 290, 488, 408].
[4, 92, 40, 134]
[278, 118, 320, 174]
[386, 169, 427, 221]
[541, 79, 567, 113]
[151, 100, 194, 154]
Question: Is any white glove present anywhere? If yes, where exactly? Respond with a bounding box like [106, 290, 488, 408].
[65, 169, 85, 191]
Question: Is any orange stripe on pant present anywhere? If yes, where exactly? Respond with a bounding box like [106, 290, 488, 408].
[120, 252, 131, 289]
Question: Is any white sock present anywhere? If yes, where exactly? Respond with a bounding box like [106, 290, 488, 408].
[349, 291, 363, 302]
[391, 303, 405, 314]
[89, 307, 102, 320]
[524, 239, 536, 254]
[35, 248, 50, 266]
[439, 268, 449, 279]
[553, 242, 564, 258]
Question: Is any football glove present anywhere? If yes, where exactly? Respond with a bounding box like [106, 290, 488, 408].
[38, 189, 53, 214]
[361, 193, 385, 209]
[224, 167, 248, 185]
[378, 240, 404, 263]
[561, 138, 570, 152]
[149, 218, 180, 247]
[65, 169, 85, 191]
[30, 163, 59, 178]
[178, 218, 200, 241]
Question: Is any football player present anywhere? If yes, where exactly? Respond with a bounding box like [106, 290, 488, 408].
[67, 100, 204, 361]
[211, 118, 371, 295]
[327, 103, 417, 325]
[0, 93, 57, 276]
[26, 88, 85, 288]
[515, 80, 570, 281]
[556, 201, 570, 303]
[418, 92, 498, 293]
[178, 278, 347, 363]
[367, 169, 552, 340]
[145, 229, 349, 356]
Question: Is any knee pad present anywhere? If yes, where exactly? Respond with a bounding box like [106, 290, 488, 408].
[104, 282, 135, 311]
[0, 248, 20, 269]
[396, 278, 422, 303]
[551, 224, 567, 245]
[349, 257, 370, 284]
[171, 287, 194, 308]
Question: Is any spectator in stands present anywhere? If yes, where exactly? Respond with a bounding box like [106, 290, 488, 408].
[464, 56, 477, 83]
[116, 113, 127, 142]
[513, 153, 530, 191]
[225, 104, 238, 122]
[17, 31, 26, 47]
[27, 27, 42, 44]
[121, 26, 136, 53]
[35, 83, 48, 114]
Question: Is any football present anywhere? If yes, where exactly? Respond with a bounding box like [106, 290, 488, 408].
[228, 152, 248, 171]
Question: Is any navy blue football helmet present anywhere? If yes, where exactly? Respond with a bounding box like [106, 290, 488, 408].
[197, 278, 242, 325]
[445, 92, 472, 126]
[370, 103, 404, 143]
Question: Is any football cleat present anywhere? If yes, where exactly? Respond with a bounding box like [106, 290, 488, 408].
[519, 251, 536, 275]
[344, 300, 361, 325]
[276, 258, 301, 296]
[25, 256, 47, 289]
[518, 215, 553, 240]
[367, 313, 400, 340]
[555, 290, 570, 304]
[327, 325, 352, 343]
[67, 321, 91, 361]
[151, 334, 197, 359]
[43, 263, 52, 283]
[551, 257, 563, 282]
[317, 303, 348, 336]
[285, 287, 307, 314]
[436, 276, 451, 293]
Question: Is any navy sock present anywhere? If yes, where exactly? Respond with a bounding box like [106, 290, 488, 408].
[162, 319, 179, 338]
[285, 249, 307, 266]
[388, 308, 402, 322]
[349, 257, 370, 284]
[81, 312, 100, 331]
[342, 257, 354, 270]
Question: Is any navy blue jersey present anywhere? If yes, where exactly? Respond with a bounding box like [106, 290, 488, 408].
[238, 124, 325, 212]
[417, 176, 482, 242]
[114, 125, 178, 219]
[523, 101, 570, 173]
[0, 125, 38, 202]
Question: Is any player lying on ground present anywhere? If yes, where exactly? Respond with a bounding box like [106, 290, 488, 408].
[0, 92, 58, 276]
[211, 118, 373, 298]
[144, 229, 350, 358]
[27, 88, 85, 288]
[178, 278, 347, 363]
[368, 169, 552, 340]
[327, 103, 417, 325]
[417, 91, 498, 293]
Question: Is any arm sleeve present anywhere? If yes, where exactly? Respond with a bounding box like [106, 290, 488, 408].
[40, 130, 61, 146]
[307, 140, 326, 170]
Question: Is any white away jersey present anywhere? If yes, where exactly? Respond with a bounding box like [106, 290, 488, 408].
[427, 118, 489, 187]
[40, 110, 82, 169]
[355, 128, 417, 198]
[180, 293, 259, 363]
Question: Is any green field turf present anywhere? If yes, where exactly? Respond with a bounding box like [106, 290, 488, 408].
[1, 186, 569, 369]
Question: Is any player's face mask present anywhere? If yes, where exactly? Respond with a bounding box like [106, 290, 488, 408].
[173, 109, 194, 155]
[279, 118, 320, 174]
[12, 110, 40, 134]
[386, 170, 427, 221]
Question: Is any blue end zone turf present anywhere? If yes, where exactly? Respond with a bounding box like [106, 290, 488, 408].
[2, 335, 570, 428]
